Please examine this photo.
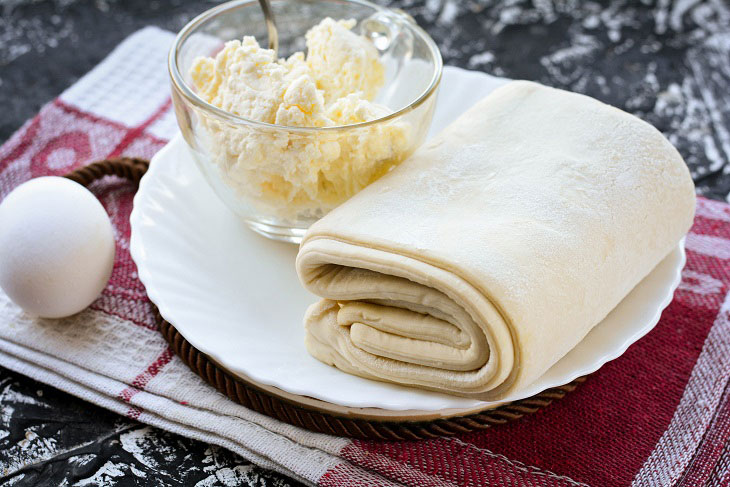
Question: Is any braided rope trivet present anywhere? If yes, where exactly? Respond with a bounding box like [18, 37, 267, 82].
[65, 158, 586, 441]
[65, 157, 149, 186]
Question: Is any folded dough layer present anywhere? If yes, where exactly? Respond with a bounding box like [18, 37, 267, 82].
[296, 80, 695, 400]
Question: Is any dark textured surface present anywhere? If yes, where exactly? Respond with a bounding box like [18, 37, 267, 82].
[1, 0, 729, 485]
[0, 373, 304, 486]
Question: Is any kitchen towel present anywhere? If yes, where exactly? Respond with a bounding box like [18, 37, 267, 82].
[298, 80, 695, 399]
[0, 27, 728, 486]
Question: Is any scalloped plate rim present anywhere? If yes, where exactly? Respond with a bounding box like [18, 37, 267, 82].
[130, 66, 686, 412]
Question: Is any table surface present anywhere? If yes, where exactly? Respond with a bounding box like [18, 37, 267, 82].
[1, 0, 729, 485]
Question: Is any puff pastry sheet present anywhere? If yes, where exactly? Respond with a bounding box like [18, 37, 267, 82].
[296, 81, 695, 399]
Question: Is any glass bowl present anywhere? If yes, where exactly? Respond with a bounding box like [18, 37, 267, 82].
[169, 0, 442, 243]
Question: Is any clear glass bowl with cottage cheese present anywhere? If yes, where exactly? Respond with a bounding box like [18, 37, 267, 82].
[169, 0, 442, 243]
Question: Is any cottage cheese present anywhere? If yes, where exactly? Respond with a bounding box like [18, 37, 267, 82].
[190, 18, 410, 219]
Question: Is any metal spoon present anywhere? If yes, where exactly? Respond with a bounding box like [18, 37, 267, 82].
[258, 0, 279, 55]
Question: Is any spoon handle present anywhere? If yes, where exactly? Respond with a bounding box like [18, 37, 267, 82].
[259, 0, 279, 54]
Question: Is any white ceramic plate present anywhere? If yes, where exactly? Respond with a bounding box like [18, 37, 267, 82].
[130, 67, 686, 416]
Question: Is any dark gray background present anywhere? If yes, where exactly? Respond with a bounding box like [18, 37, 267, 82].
[1, 0, 729, 485]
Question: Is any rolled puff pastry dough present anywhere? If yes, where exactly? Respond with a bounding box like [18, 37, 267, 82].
[295, 80, 695, 400]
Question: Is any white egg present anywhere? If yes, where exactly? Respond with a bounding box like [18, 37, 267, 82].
[0, 176, 115, 319]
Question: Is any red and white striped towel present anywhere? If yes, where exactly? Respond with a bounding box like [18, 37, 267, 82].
[1, 27, 728, 486]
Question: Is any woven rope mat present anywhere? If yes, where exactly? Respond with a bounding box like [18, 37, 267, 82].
[66, 158, 585, 441]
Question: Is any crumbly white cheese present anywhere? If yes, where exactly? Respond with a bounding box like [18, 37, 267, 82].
[190, 18, 410, 219]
